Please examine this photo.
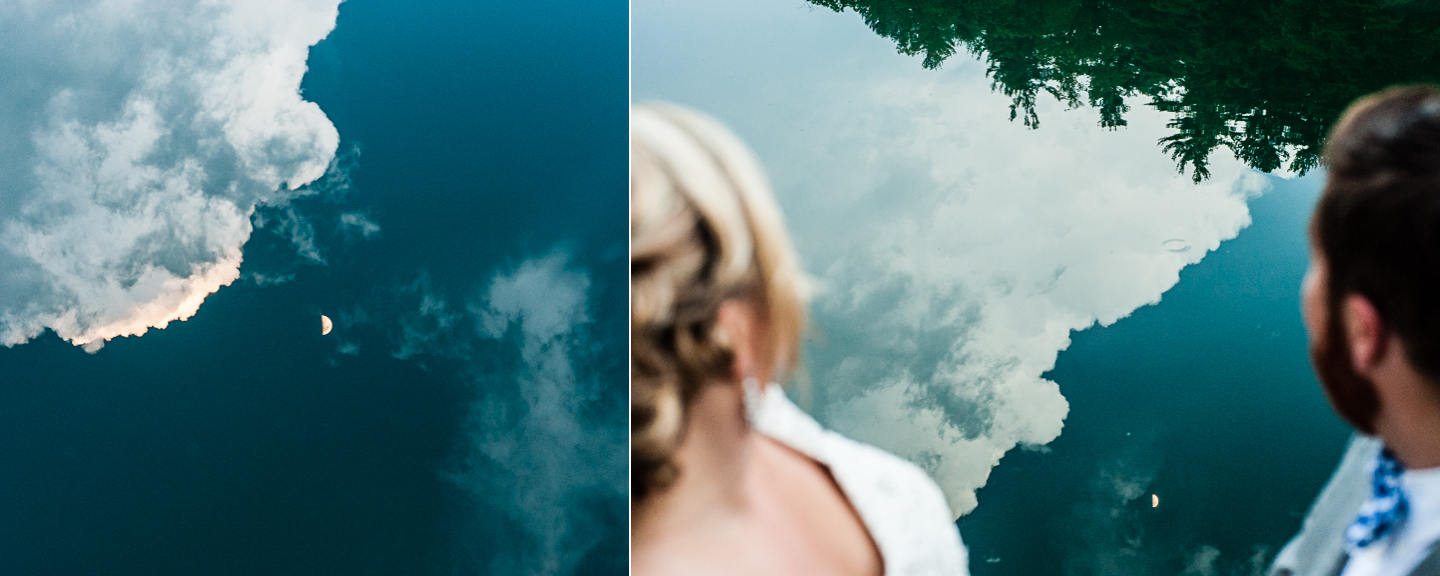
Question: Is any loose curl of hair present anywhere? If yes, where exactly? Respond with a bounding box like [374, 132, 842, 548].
[631, 103, 809, 504]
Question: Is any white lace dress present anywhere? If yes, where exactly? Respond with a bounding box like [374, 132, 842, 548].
[750, 383, 972, 576]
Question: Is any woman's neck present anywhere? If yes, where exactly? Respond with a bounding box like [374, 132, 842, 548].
[632, 382, 884, 576]
[634, 382, 754, 538]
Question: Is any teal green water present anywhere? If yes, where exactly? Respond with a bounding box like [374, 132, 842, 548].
[959, 173, 1350, 575]
[0, 1, 627, 574]
[802, 1, 1440, 572]
[634, 1, 1438, 574]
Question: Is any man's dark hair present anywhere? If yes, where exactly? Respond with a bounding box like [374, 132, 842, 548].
[1315, 85, 1440, 419]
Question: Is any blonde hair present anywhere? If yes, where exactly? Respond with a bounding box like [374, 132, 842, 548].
[631, 103, 809, 502]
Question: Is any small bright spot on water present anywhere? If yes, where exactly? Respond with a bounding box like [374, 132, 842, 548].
[1152, 494, 1160, 508]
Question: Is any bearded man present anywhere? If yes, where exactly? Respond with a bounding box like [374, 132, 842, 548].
[1271, 85, 1440, 576]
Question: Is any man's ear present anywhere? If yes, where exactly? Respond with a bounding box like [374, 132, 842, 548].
[715, 300, 755, 381]
[1344, 294, 1389, 374]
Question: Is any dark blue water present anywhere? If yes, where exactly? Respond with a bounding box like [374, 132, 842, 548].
[0, 1, 628, 574]
[960, 174, 1352, 576]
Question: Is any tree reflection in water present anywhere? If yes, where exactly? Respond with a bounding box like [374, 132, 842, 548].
[810, 0, 1440, 181]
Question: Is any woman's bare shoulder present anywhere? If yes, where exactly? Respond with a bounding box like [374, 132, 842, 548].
[752, 384, 971, 576]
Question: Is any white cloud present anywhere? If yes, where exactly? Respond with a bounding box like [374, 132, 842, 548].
[257, 205, 325, 264]
[450, 251, 621, 575]
[1184, 546, 1223, 576]
[1061, 447, 1163, 575]
[474, 253, 590, 345]
[244, 271, 295, 286]
[635, 0, 1266, 518]
[339, 212, 381, 239]
[1177, 544, 1271, 576]
[0, 0, 342, 351]
[332, 252, 621, 573]
[391, 272, 464, 361]
[803, 64, 1265, 517]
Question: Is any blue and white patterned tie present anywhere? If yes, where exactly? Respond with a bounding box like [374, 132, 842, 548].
[1346, 447, 1409, 552]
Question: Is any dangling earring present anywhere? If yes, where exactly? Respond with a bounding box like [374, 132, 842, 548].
[742, 376, 765, 426]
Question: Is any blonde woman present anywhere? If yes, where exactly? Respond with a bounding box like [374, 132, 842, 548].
[631, 103, 970, 576]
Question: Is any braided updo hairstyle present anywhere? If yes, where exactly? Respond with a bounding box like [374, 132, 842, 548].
[631, 103, 809, 504]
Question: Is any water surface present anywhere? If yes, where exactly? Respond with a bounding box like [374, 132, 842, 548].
[634, 1, 1422, 573]
[0, 1, 628, 574]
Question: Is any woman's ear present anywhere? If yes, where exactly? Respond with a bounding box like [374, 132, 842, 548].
[1344, 294, 1389, 375]
[715, 300, 755, 381]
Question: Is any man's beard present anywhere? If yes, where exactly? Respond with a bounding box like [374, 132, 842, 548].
[1311, 299, 1381, 435]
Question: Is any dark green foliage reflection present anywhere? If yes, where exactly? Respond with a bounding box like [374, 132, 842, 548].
[810, 0, 1440, 181]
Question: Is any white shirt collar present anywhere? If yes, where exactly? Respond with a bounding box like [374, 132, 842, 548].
[1397, 466, 1440, 552]
[1342, 465, 1440, 576]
